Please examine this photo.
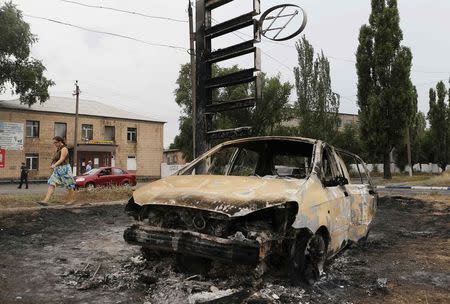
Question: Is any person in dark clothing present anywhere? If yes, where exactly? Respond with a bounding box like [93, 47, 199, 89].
[18, 162, 29, 189]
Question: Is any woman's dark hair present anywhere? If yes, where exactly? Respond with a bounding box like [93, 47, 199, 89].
[53, 136, 66, 145]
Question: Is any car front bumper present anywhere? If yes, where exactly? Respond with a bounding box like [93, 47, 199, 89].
[124, 224, 269, 265]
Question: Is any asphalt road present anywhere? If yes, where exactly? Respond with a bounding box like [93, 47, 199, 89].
[0, 182, 146, 196]
[0, 183, 66, 195]
[2, 182, 450, 196]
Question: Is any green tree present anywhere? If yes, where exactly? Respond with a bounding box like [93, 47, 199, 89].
[332, 122, 365, 158]
[427, 81, 449, 171]
[411, 111, 427, 165]
[0, 2, 54, 105]
[395, 86, 422, 173]
[356, 0, 415, 179]
[170, 64, 292, 161]
[294, 36, 340, 142]
[251, 74, 293, 136]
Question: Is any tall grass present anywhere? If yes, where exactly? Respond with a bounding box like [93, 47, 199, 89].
[0, 186, 133, 209]
[411, 172, 450, 187]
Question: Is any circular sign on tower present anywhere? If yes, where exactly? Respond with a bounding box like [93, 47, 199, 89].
[260, 4, 307, 41]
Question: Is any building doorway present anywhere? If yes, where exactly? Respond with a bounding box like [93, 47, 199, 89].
[79, 152, 112, 173]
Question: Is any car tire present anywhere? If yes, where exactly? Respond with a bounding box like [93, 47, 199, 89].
[289, 232, 327, 285]
[86, 182, 95, 190]
[122, 181, 130, 187]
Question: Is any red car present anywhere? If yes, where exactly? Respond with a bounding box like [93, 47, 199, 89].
[75, 167, 137, 189]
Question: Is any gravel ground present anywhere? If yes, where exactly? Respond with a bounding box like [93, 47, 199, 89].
[0, 196, 449, 304]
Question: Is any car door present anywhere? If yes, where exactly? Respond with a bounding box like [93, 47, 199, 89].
[320, 145, 351, 250]
[334, 149, 377, 242]
[97, 168, 113, 187]
[112, 168, 125, 185]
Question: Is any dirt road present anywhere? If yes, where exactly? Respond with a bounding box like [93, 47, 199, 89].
[0, 196, 449, 304]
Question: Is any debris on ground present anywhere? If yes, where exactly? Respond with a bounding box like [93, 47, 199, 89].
[1, 196, 449, 303]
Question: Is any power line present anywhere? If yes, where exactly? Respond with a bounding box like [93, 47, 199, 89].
[233, 30, 292, 71]
[24, 14, 188, 52]
[60, 0, 187, 23]
[210, 17, 293, 71]
[228, 25, 450, 75]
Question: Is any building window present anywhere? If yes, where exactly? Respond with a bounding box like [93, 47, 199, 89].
[82, 124, 93, 140]
[26, 121, 39, 138]
[127, 156, 136, 170]
[25, 154, 39, 170]
[105, 126, 115, 141]
[127, 128, 137, 142]
[54, 122, 67, 139]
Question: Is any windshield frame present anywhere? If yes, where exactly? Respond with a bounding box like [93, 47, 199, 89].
[83, 168, 101, 176]
[178, 137, 317, 178]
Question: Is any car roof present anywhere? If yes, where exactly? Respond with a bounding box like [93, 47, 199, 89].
[96, 166, 126, 170]
[221, 136, 318, 146]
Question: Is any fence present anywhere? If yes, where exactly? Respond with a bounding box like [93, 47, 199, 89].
[161, 163, 186, 178]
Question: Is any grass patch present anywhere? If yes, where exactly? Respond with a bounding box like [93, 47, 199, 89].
[375, 173, 435, 185]
[409, 172, 450, 187]
[0, 186, 133, 209]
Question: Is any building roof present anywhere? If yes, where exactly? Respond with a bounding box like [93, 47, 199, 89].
[0, 96, 165, 123]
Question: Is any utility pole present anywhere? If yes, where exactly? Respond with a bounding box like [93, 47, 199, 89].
[73, 81, 80, 175]
[188, 0, 196, 158]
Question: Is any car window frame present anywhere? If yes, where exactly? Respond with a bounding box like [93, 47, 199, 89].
[320, 144, 343, 185]
[112, 168, 125, 175]
[335, 148, 373, 186]
[99, 168, 112, 176]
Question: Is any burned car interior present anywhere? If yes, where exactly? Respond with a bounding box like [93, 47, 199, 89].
[124, 137, 377, 283]
[182, 139, 314, 179]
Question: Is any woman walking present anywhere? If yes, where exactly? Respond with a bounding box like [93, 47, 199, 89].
[38, 136, 76, 205]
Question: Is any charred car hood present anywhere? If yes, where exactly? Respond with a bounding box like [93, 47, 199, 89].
[133, 175, 306, 217]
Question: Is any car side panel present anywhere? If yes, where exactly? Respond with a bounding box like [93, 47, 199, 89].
[333, 150, 377, 242]
[292, 175, 349, 255]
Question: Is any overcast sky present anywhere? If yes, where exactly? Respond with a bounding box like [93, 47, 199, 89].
[1, 0, 450, 147]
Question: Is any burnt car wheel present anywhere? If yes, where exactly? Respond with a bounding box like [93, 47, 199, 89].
[290, 232, 327, 284]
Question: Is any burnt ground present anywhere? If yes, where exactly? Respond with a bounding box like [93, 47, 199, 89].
[0, 196, 449, 304]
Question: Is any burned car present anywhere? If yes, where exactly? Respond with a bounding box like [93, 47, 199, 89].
[124, 136, 377, 282]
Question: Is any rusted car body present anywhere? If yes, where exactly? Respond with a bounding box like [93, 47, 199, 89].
[124, 136, 377, 280]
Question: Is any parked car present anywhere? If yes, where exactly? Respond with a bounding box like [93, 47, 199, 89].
[75, 167, 136, 189]
[124, 136, 377, 283]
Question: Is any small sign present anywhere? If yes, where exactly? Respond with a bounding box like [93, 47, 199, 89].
[85, 140, 114, 145]
[0, 122, 24, 150]
[0, 149, 5, 168]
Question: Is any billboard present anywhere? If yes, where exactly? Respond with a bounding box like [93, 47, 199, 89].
[0, 121, 24, 150]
